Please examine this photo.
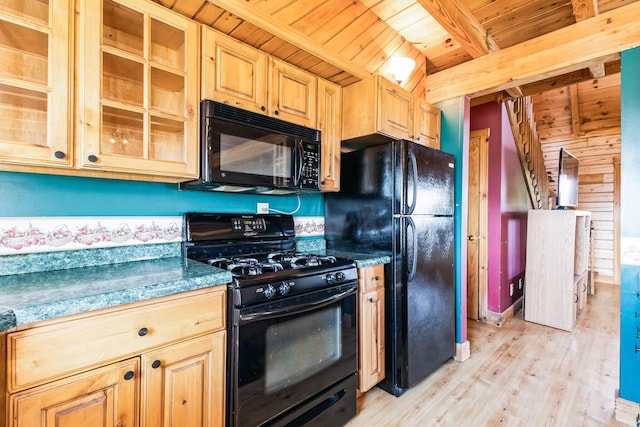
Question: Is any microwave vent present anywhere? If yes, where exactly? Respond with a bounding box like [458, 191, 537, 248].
[208, 101, 320, 142]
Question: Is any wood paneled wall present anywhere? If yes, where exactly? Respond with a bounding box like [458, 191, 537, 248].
[540, 134, 620, 283]
[533, 72, 621, 284]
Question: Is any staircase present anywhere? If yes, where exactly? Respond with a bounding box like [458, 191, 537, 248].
[505, 96, 551, 209]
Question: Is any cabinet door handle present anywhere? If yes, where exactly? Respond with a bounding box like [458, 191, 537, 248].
[151, 360, 161, 369]
[54, 151, 66, 159]
[88, 154, 98, 163]
[124, 370, 135, 380]
[574, 294, 578, 303]
[138, 327, 149, 336]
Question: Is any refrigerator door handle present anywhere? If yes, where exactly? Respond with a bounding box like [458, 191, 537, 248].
[406, 148, 418, 215]
[406, 217, 418, 281]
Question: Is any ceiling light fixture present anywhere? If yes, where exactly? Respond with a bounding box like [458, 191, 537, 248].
[388, 56, 416, 85]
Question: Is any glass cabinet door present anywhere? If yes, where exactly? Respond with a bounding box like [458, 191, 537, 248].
[0, 0, 72, 167]
[78, 0, 198, 179]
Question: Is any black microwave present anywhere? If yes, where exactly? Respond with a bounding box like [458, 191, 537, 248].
[180, 100, 321, 195]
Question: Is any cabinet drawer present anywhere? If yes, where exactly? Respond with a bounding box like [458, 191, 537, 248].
[8, 288, 225, 392]
[358, 264, 384, 293]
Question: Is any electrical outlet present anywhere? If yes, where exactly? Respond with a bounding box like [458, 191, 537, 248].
[257, 203, 269, 214]
[509, 283, 514, 297]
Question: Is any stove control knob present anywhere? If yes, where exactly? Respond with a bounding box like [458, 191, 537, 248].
[279, 282, 290, 296]
[326, 273, 336, 284]
[263, 284, 276, 299]
[335, 272, 346, 282]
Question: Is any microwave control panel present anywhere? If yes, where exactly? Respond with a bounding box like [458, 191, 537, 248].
[301, 142, 320, 190]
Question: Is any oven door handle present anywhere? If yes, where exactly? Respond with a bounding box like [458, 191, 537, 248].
[239, 285, 357, 323]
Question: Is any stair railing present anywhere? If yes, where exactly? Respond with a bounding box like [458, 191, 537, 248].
[505, 96, 551, 209]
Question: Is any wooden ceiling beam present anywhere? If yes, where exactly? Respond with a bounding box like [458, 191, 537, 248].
[520, 59, 620, 95]
[416, 0, 526, 97]
[423, 1, 640, 103]
[571, 0, 605, 78]
[415, 0, 500, 58]
[204, 0, 371, 80]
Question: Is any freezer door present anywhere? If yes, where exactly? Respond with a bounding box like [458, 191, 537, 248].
[399, 141, 454, 216]
[400, 215, 455, 389]
[324, 143, 395, 252]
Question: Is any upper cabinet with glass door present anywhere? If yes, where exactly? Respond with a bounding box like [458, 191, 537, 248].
[0, 0, 72, 167]
[76, 0, 199, 179]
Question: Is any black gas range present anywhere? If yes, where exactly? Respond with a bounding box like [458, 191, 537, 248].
[183, 213, 358, 427]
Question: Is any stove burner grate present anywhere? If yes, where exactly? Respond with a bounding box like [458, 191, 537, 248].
[204, 252, 339, 277]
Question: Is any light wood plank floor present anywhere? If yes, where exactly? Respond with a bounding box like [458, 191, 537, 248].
[347, 283, 625, 426]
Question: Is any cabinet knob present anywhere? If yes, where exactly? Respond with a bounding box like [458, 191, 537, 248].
[138, 327, 149, 336]
[368, 297, 374, 303]
[54, 151, 66, 159]
[261, 106, 266, 112]
[151, 360, 161, 369]
[274, 110, 279, 115]
[124, 370, 135, 381]
[374, 276, 379, 281]
[88, 155, 98, 163]
[574, 294, 578, 303]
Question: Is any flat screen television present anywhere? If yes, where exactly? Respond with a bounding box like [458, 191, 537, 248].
[556, 148, 579, 209]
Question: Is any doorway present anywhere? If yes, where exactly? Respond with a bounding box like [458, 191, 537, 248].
[467, 129, 489, 321]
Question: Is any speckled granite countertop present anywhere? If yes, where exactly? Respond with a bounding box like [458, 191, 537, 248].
[0, 243, 231, 331]
[326, 251, 391, 268]
[296, 240, 391, 268]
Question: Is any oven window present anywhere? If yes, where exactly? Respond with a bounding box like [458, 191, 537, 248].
[265, 305, 342, 393]
[220, 133, 291, 178]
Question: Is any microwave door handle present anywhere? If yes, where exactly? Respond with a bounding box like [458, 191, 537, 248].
[293, 139, 304, 186]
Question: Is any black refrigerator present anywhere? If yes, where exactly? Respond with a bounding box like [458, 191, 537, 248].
[324, 139, 455, 396]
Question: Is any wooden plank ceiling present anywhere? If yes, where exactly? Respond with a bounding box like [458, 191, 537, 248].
[153, 0, 630, 141]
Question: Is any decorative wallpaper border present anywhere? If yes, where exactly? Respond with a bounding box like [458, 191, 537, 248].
[0, 217, 183, 255]
[293, 216, 324, 237]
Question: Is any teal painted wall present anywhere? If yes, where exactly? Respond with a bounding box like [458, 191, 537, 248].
[0, 171, 323, 217]
[436, 96, 469, 344]
[619, 47, 640, 404]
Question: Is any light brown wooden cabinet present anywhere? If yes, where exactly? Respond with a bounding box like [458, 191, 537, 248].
[202, 29, 317, 128]
[524, 210, 591, 331]
[76, 0, 199, 179]
[414, 100, 441, 149]
[317, 79, 342, 192]
[5, 287, 226, 427]
[201, 28, 268, 114]
[270, 58, 317, 128]
[141, 332, 226, 427]
[342, 74, 441, 149]
[357, 264, 385, 393]
[0, 0, 72, 168]
[9, 358, 140, 427]
[343, 75, 413, 142]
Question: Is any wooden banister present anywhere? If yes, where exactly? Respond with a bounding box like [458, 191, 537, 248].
[505, 97, 551, 209]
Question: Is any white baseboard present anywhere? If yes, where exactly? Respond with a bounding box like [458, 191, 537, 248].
[615, 391, 640, 426]
[455, 340, 471, 362]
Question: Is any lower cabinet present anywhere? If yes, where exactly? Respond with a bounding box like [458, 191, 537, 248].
[357, 264, 385, 393]
[142, 332, 226, 427]
[5, 287, 226, 427]
[9, 358, 140, 427]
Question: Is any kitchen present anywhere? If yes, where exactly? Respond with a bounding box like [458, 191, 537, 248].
[1, 0, 640, 425]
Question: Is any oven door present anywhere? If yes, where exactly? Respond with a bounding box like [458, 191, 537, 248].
[229, 282, 357, 427]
